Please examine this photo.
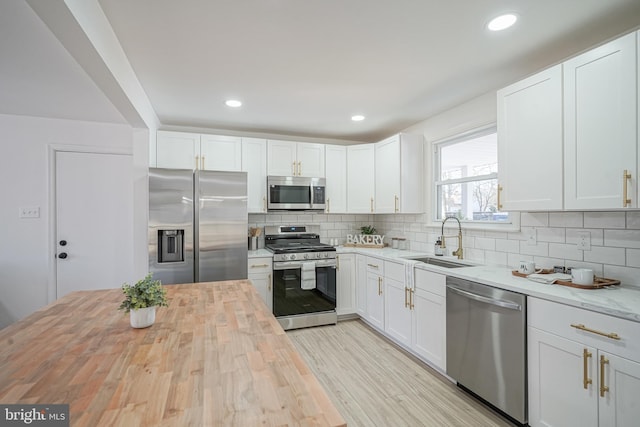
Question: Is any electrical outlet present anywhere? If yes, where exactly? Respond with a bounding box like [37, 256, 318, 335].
[577, 231, 591, 251]
[526, 228, 537, 246]
[19, 207, 40, 218]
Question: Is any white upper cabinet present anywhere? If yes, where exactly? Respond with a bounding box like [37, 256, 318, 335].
[267, 140, 325, 177]
[497, 65, 563, 211]
[156, 131, 200, 169]
[241, 138, 268, 213]
[374, 133, 424, 213]
[347, 144, 375, 213]
[325, 145, 347, 213]
[156, 131, 242, 171]
[200, 134, 242, 171]
[564, 32, 638, 210]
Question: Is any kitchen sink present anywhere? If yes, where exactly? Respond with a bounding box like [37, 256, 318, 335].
[408, 257, 471, 269]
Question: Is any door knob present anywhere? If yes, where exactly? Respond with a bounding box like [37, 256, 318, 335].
[59, 240, 67, 246]
[58, 252, 68, 259]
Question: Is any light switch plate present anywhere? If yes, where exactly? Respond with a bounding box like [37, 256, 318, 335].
[19, 207, 40, 218]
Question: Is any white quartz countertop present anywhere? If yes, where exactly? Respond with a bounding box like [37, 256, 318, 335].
[335, 246, 640, 323]
[248, 249, 273, 258]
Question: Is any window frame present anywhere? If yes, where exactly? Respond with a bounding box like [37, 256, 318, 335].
[431, 124, 520, 231]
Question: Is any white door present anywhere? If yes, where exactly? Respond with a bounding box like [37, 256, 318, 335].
[336, 254, 356, 316]
[267, 140, 297, 176]
[347, 144, 375, 213]
[297, 142, 325, 177]
[412, 287, 445, 370]
[200, 135, 242, 171]
[241, 138, 267, 213]
[564, 32, 637, 209]
[366, 271, 384, 331]
[375, 135, 400, 213]
[156, 130, 199, 169]
[384, 278, 411, 347]
[598, 351, 640, 427]
[55, 151, 133, 298]
[325, 145, 347, 213]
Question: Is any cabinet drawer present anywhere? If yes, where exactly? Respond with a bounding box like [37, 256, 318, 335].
[384, 260, 405, 283]
[248, 257, 272, 274]
[529, 297, 640, 362]
[414, 269, 446, 297]
[366, 257, 384, 274]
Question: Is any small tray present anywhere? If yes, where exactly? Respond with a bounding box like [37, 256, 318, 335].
[554, 277, 620, 289]
[511, 270, 620, 289]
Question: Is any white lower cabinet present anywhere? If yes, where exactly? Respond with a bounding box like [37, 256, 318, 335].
[384, 260, 412, 347]
[528, 297, 640, 427]
[247, 257, 272, 311]
[411, 269, 446, 371]
[365, 257, 384, 331]
[336, 254, 356, 316]
[355, 255, 367, 317]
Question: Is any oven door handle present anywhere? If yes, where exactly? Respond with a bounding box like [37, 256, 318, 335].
[273, 260, 337, 270]
[447, 285, 522, 311]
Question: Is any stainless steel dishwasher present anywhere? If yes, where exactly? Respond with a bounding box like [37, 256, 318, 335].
[446, 276, 527, 425]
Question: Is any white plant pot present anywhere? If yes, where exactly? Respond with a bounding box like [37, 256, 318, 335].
[129, 306, 156, 328]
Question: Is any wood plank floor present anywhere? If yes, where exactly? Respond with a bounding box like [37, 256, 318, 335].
[287, 320, 516, 427]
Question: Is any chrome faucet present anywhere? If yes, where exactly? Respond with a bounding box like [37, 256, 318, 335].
[441, 216, 463, 259]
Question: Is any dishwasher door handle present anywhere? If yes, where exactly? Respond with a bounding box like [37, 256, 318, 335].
[448, 285, 522, 311]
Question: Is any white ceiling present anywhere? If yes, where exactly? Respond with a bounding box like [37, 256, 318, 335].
[3, 1, 640, 142]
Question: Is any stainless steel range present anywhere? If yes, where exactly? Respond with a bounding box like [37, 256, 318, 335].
[265, 225, 337, 330]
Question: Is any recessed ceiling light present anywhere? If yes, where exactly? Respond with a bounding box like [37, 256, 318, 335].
[487, 13, 517, 31]
[225, 99, 242, 108]
[351, 115, 365, 122]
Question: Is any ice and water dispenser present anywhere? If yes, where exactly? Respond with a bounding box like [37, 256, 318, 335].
[157, 229, 184, 263]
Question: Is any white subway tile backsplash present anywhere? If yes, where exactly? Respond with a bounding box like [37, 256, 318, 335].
[604, 229, 640, 249]
[603, 265, 640, 287]
[521, 212, 549, 227]
[584, 212, 625, 229]
[484, 251, 507, 267]
[495, 238, 519, 253]
[583, 246, 626, 266]
[536, 227, 565, 243]
[475, 237, 496, 251]
[626, 212, 640, 229]
[548, 243, 582, 261]
[549, 212, 583, 228]
[625, 249, 640, 268]
[519, 242, 549, 257]
[566, 229, 604, 246]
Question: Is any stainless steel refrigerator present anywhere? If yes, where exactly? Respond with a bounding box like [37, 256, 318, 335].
[148, 168, 248, 285]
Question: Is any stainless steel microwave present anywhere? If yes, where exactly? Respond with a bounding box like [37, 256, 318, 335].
[267, 176, 326, 211]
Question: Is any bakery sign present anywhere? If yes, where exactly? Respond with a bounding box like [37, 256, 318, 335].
[345, 234, 385, 248]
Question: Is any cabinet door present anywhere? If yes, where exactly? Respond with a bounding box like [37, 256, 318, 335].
[498, 65, 563, 211]
[242, 138, 267, 213]
[267, 140, 297, 176]
[355, 255, 367, 317]
[564, 32, 637, 209]
[325, 145, 347, 213]
[384, 277, 411, 347]
[528, 327, 598, 427]
[336, 254, 356, 316]
[598, 351, 640, 427]
[412, 287, 445, 370]
[375, 136, 401, 213]
[297, 143, 325, 177]
[366, 271, 384, 331]
[200, 135, 242, 171]
[399, 133, 424, 213]
[156, 131, 199, 169]
[248, 257, 272, 311]
[347, 144, 375, 213]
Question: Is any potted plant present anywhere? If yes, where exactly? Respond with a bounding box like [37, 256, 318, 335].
[360, 225, 377, 235]
[119, 273, 168, 328]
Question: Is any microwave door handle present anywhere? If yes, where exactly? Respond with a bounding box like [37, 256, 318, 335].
[310, 184, 314, 207]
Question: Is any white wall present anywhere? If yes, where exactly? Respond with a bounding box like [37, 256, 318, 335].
[0, 113, 147, 328]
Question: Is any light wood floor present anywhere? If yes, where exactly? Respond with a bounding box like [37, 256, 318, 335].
[287, 320, 516, 427]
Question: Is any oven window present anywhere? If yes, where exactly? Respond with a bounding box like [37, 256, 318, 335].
[273, 266, 336, 317]
[270, 185, 311, 204]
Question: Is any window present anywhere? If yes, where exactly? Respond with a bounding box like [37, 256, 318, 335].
[434, 126, 510, 223]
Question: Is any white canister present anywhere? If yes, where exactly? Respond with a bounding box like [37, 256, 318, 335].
[398, 238, 407, 250]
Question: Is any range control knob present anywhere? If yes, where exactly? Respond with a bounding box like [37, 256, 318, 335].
[304, 254, 309, 259]
[289, 254, 296, 260]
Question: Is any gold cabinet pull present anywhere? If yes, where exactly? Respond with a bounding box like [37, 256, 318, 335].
[498, 185, 503, 210]
[336, 255, 340, 270]
[571, 323, 621, 340]
[623, 170, 632, 207]
[292, 161, 296, 175]
[263, 196, 267, 212]
[201, 155, 205, 170]
[268, 274, 271, 292]
[378, 277, 382, 295]
[409, 288, 414, 310]
[297, 161, 302, 176]
[326, 198, 331, 213]
[583, 348, 593, 389]
[394, 195, 399, 213]
[404, 287, 409, 308]
[250, 263, 269, 268]
[367, 263, 379, 269]
[370, 197, 374, 213]
[600, 355, 609, 397]
[195, 155, 199, 170]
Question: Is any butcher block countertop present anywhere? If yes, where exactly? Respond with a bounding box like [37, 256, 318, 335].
[0, 280, 346, 427]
